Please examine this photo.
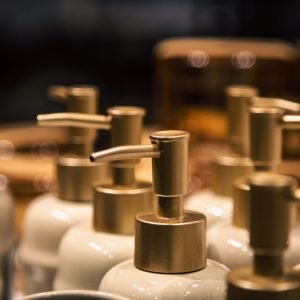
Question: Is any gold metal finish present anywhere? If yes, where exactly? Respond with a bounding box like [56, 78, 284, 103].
[211, 85, 256, 197]
[250, 107, 284, 170]
[232, 97, 300, 226]
[91, 130, 206, 273]
[212, 155, 253, 197]
[232, 176, 250, 229]
[251, 97, 300, 112]
[38, 85, 109, 202]
[93, 183, 153, 235]
[56, 156, 106, 202]
[37, 113, 111, 130]
[227, 269, 300, 300]
[91, 145, 159, 162]
[227, 172, 300, 300]
[249, 173, 297, 254]
[282, 114, 300, 129]
[250, 106, 300, 168]
[249, 98, 300, 171]
[135, 210, 206, 273]
[90, 107, 154, 235]
[49, 85, 99, 156]
[226, 85, 258, 156]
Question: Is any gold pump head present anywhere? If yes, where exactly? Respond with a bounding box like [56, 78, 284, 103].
[38, 86, 110, 202]
[91, 106, 154, 235]
[249, 97, 300, 171]
[232, 97, 300, 228]
[49, 85, 100, 156]
[91, 130, 206, 274]
[227, 172, 300, 300]
[212, 85, 257, 197]
[226, 85, 258, 156]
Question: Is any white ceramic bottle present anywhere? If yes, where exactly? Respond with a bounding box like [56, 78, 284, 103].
[0, 187, 16, 300]
[227, 172, 300, 300]
[24, 290, 130, 300]
[98, 130, 228, 300]
[53, 106, 154, 291]
[207, 99, 300, 269]
[18, 86, 109, 295]
[185, 86, 256, 228]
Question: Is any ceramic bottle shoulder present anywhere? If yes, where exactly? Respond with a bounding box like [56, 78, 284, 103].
[185, 189, 232, 227]
[54, 222, 134, 291]
[207, 220, 300, 269]
[99, 259, 228, 300]
[19, 193, 92, 266]
[22, 193, 92, 233]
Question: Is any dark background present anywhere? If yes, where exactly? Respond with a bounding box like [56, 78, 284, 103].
[1, 0, 299, 124]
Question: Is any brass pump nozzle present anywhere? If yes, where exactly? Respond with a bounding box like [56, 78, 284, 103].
[212, 85, 257, 197]
[233, 97, 300, 228]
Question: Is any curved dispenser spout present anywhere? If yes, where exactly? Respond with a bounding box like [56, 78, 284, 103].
[91, 130, 206, 273]
[233, 97, 300, 228]
[227, 172, 300, 300]
[48, 85, 100, 156]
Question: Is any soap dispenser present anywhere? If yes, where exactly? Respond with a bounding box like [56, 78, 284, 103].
[51, 106, 154, 291]
[227, 172, 300, 300]
[98, 130, 228, 300]
[185, 85, 256, 227]
[207, 99, 300, 269]
[19, 85, 109, 295]
[0, 184, 16, 300]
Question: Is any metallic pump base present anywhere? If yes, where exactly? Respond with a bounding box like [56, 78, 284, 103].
[227, 268, 300, 300]
[212, 154, 253, 198]
[93, 182, 154, 235]
[135, 210, 206, 274]
[57, 156, 110, 202]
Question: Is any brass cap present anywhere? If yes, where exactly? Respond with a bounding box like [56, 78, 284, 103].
[135, 210, 206, 273]
[91, 130, 207, 273]
[93, 182, 153, 235]
[250, 107, 284, 170]
[232, 176, 250, 228]
[212, 155, 253, 197]
[248, 172, 297, 253]
[227, 268, 300, 300]
[226, 85, 258, 156]
[249, 98, 300, 171]
[57, 156, 108, 202]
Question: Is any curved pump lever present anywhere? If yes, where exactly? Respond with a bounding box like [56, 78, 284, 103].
[90, 144, 160, 162]
[37, 113, 111, 130]
[251, 97, 300, 129]
[281, 114, 300, 129]
[251, 97, 300, 112]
